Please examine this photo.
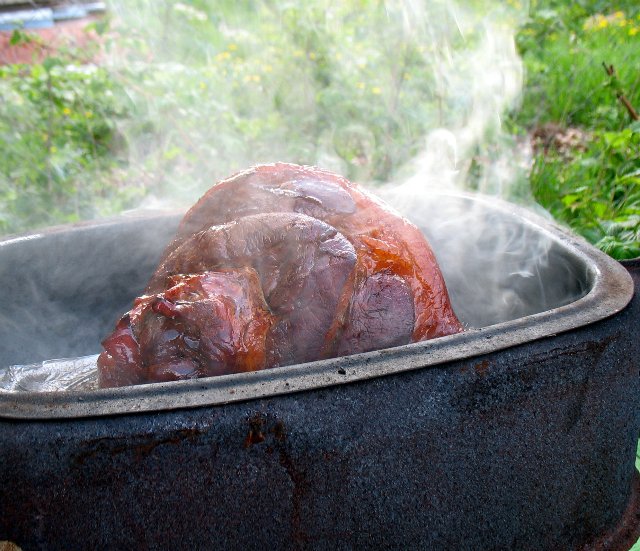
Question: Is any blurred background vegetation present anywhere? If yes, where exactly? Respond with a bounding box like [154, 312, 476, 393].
[0, 0, 638, 259]
[515, 0, 640, 260]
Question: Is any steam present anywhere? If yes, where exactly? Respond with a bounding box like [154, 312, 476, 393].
[2, 0, 593, 393]
[367, 0, 551, 327]
[102, 0, 531, 205]
[388, 3, 531, 202]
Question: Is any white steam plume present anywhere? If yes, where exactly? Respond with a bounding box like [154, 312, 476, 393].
[102, 0, 532, 208]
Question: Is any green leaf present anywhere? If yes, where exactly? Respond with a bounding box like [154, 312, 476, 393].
[602, 130, 633, 149]
[592, 202, 608, 219]
[561, 193, 580, 207]
[85, 17, 111, 36]
[42, 57, 64, 72]
[9, 29, 29, 46]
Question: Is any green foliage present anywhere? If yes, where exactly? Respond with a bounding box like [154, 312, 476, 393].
[106, 0, 489, 193]
[0, 52, 137, 233]
[531, 127, 640, 259]
[9, 29, 37, 47]
[511, 1, 640, 259]
[515, 3, 640, 129]
[4, 0, 512, 235]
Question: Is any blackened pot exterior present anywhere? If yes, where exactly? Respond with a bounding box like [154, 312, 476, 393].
[0, 279, 638, 550]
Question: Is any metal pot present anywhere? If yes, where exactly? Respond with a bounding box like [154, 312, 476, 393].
[0, 193, 637, 550]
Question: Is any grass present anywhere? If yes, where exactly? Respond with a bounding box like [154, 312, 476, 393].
[511, 0, 640, 259]
[516, 5, 640, 129]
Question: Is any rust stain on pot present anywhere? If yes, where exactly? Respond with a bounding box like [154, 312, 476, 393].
[74, 427, 204, 465]
[271, 420, 287, 442]
[244, 415, 287, 448]
[474, 360, 490, 377]
[276, 441, 310, 546]
[577, 472, 640, 551]
[244, 413, 267, 448]
[241, 413, 309, 544]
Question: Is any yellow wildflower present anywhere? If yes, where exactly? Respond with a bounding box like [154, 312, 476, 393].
[228, 43, 238, 51]
[200, 82, 207, 90]
[263, 64, 273, 73]
[62, 107, 72, 116]
[356, 82, 365, 90]
[309, 52, 317, 60]
[614, 12, 628, 26]
[585, 12, 632, 30]
[85, 111, 93, 118]
[371, 86, 382, 95]
[630, 27, 639, 36]
[584, 14, 605, 30]
[50, 146, 57, 154]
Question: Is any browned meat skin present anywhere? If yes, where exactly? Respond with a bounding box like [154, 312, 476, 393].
[98, 315, 144, 388]
[157, 163, 462, 339]
[149, 213, 358, 367]
[335, 273, 414, 356]
[98, 163, 463, 388]
[98, 270, 275, 386]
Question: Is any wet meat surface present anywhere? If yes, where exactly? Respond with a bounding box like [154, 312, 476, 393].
[98, 163, 462, 387]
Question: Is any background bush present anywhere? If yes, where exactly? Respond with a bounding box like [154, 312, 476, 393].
[513, 0, 640, 259]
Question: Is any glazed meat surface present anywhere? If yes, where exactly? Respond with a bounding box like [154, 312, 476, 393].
[98, 163, 462, 387]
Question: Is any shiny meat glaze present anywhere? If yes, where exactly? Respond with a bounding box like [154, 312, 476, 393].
[98, 163, 462, 387]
